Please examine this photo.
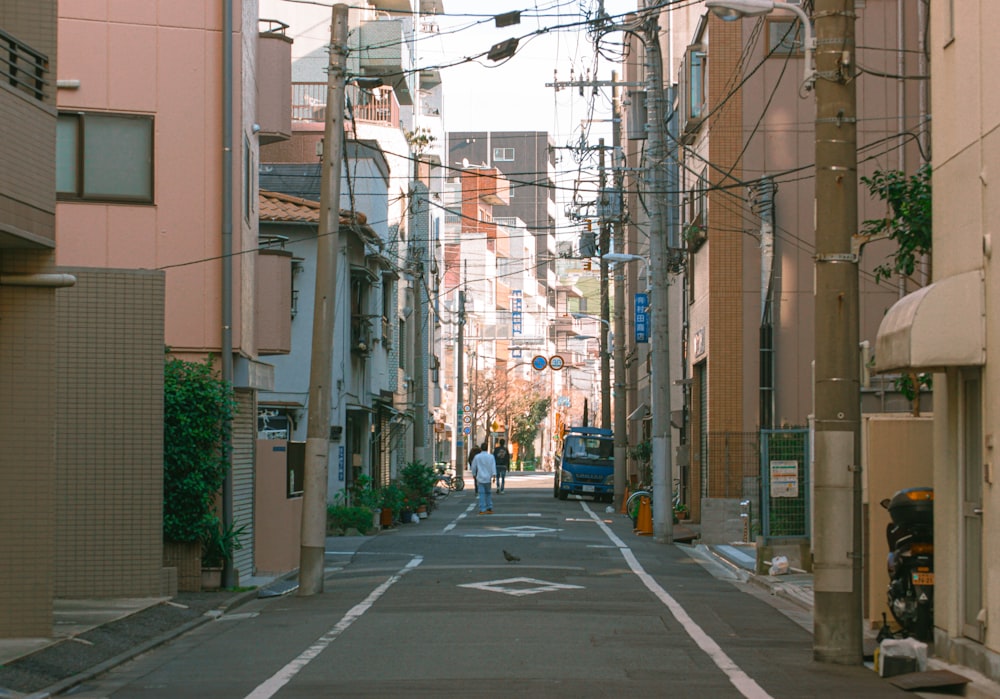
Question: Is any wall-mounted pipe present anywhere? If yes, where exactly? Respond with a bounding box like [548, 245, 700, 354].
[0, 273, 77, 287]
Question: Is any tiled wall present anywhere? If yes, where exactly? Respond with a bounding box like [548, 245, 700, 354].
[0, 284, 57, 636]
[54, 269, 166, 597]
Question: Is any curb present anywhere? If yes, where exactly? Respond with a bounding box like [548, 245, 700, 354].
[28, 580, 292, 699]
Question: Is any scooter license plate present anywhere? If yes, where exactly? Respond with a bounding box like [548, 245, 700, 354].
[582, 485, 595, 493]
[912, 571, 934, 586]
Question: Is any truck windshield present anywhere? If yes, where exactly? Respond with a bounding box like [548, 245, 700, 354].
[564, 436, 614, 461]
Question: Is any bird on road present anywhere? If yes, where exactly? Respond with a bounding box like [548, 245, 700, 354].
[503, 549, 520, 563]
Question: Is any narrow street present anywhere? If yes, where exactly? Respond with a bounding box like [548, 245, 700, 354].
[67, 475, 909, 698]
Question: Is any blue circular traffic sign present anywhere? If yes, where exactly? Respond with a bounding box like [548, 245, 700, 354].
[532, 355, 548, 371]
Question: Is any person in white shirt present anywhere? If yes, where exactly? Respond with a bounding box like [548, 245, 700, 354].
[471, 442, 497, 514]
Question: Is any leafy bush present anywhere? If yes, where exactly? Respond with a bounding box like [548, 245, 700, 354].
[163, 356, 236, 544]
[350, 474, 382, 511]
[327, 505, 375, 535]
[379, 481, 406, 514]
[400, 461, 435, 508]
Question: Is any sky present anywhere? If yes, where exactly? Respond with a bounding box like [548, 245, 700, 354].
[259, 0, 641, 235]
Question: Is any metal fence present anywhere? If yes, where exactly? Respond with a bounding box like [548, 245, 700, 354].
[760, 428, 810, 541]
[699, 429, 811, 543]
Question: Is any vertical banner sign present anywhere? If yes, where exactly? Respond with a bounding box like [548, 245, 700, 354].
[511, 290, 523, 359]
[338, 445, 345, 481]
[634, 293, 649, 343]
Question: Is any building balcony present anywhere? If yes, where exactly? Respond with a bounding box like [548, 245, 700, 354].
[291, 83, 400, 130]
[257, 20, 293, 144]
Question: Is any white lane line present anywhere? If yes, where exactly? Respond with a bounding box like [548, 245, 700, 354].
[581, 502, 773, 699]
[244, 556, 423, 699]
[443, 502, 477, 532]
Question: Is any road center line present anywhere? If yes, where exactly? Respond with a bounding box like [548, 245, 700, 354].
[581, 502, 773, 699]
[243, 556, 423, 699]
[442, 502, 477, 532]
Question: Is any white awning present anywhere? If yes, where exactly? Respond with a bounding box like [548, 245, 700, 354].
[874, 269, 985, 373]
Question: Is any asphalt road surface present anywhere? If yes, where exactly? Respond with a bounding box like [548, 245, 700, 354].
[65, 473, 912, 698]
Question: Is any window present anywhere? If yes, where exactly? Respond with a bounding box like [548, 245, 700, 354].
[767, 20, 803, 56]
[493, 147, 515, 162]
[57, 112, 153, 202]
[680, 46, 707, 140]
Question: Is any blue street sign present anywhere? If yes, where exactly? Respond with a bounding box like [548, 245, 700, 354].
[532, 355, 548, 371]
[635, 293, 649, 343]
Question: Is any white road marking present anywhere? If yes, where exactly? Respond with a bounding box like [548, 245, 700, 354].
[459, 576, 584, 597]
[581, 502, 774, 699]
[243, 556, 423, 699]
[442, 503, 477, 532]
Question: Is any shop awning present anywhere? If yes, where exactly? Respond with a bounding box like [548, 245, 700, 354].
[874, 269, 985, 373]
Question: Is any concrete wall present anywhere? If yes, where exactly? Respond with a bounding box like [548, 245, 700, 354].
[861, 414, 934, 628]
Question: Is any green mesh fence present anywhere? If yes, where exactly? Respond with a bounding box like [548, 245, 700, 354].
[761, 429, 810, 540]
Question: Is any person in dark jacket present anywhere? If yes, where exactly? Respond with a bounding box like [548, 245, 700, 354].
[492, 439, 511, 493]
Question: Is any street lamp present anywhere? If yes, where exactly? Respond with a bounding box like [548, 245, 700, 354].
[706, 0, 816, 92]
[707, 0, 861, 665]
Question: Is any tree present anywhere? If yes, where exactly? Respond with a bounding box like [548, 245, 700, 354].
[861, 164, 933, 414]
[860, 164, 932, 284]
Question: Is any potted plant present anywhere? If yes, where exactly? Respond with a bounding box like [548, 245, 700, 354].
[400, 460, 436, 513]
[200, 519, 245, 589]
[379, 481, 405, 526]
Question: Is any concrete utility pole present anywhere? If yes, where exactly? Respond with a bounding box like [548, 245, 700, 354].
[643, 13, 674, 544]
[598, 138, 612, 431]
[812, 0, 862, 664]
[299, 3, 349, 597]
[455, 288, 466, 478]
[411, 248, 428, 466]
[610, 74, 628, 510]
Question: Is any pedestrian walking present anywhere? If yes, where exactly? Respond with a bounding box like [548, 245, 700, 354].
[493, 438, 511, 493]
[470, 442, 497, 514]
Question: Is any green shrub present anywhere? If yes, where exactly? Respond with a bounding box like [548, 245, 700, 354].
[163, 356, 236, 544]
[400, 460, 435, 507]
[327, 505, 375, 535]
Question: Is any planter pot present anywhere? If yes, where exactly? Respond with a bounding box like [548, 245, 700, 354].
[417, 505, 428, 519]
[380, 507, 394, 527]
[201, 566, 223, 590]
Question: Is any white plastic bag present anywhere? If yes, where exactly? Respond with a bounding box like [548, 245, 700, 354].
[768, 555, 790, 576]
[878, 637, 927, 676]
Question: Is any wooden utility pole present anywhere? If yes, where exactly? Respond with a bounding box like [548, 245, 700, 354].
[299, 3, 349, 597]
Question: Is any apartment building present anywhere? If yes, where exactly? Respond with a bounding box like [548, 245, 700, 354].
[874, 0, 998, 678]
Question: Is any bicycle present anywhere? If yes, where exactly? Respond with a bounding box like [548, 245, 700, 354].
[625, 480, 684, 527]
[432, 465, 464, 499]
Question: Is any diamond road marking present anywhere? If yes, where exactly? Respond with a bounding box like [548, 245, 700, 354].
[463, 524, 562, 538]
[459, 577, 585, 597]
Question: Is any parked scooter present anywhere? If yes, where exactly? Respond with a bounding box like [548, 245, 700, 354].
[879, 487, 934, 642]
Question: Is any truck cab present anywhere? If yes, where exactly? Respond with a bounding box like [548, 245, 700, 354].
[553, 426, 614, 502]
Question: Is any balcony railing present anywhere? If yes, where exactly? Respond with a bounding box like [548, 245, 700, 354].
[1, 28, 48, 101]
[291, 82, 399, 128]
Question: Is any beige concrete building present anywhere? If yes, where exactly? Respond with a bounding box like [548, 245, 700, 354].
[875, 0, 998, 679]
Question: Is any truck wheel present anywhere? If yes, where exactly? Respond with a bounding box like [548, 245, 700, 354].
[557, 490, 568, 501]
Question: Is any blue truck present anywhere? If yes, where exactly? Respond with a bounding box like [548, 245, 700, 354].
[553, 426, 615, 502]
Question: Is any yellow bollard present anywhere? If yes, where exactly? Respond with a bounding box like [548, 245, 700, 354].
[635, 495, 653, 535]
